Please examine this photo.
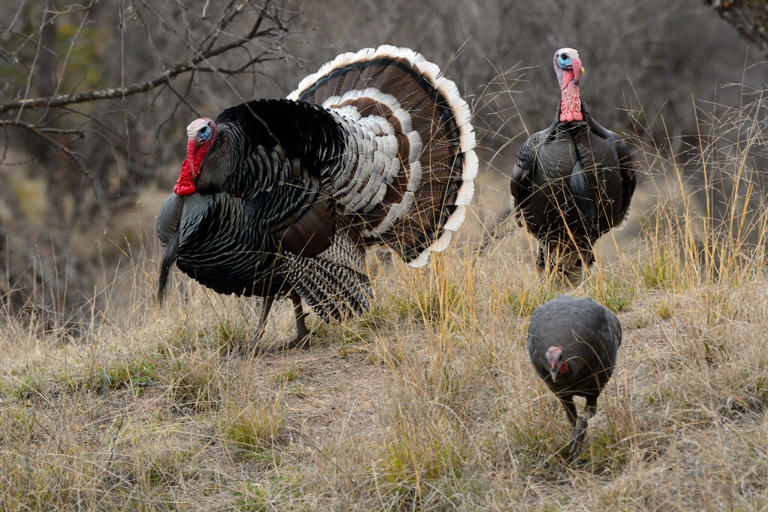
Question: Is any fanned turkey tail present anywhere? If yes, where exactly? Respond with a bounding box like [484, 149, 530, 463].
[288, 45, 478, 268]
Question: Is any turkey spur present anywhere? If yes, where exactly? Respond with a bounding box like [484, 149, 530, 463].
[510, 48, 636, 280]
[157, 46, 478, 349]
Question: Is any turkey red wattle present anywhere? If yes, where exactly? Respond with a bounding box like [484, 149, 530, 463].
[174, 137, 212, 196]
[559, 65, 583, 123]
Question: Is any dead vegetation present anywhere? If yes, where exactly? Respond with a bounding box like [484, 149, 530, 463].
[1, 140, 768, 510]
[2, 2, 768, 510]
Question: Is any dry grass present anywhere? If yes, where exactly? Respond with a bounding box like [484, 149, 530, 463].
[3, 121, 768, 510]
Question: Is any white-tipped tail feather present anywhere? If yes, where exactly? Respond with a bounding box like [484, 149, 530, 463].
[405, 68, 476, 267]
[616, 206, 631, 231]
[290, 45, 477, 268]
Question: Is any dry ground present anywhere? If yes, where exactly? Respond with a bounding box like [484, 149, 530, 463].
[2, 140, 768, 510]
[1, 201, 768, 511]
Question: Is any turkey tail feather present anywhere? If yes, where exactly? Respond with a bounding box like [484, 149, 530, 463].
[289, 45, 477, 267]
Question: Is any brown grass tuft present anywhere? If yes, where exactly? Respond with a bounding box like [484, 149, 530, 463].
[2, 102, 768, 510]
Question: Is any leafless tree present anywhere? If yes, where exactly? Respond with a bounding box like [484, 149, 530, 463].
[1, 0, 765, 321]
[705, 0, 768, 55]
[0, 0, 297, 317]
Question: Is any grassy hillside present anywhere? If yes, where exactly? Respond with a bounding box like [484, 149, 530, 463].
[1, 152, 768, 510]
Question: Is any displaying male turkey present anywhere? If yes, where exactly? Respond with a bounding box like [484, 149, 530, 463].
[527, 295, 622, 458]
[509, 48, 636, 280]
[157, 45, 477, 349]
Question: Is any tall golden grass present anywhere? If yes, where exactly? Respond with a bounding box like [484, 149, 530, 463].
[1, 96, 768, 510]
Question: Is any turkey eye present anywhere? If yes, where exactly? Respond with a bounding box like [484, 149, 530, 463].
[199, 125, 211, 139]
[561, 54, 569, 60]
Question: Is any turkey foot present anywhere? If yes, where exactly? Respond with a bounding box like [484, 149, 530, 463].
[248, 296, 275, 355]
[249, 293, 311, 355]
[281, 292, 311, 350]
[569, 416, 589, 460]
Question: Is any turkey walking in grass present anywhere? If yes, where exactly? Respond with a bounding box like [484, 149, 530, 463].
[527, 295, 622, 458]
[156, 46, 477, 351]
[509, 48, 636, 281]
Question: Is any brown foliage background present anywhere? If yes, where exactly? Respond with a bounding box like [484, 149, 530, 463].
[0, 0, 764, 320]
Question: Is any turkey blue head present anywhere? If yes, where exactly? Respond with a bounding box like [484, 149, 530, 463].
[174, 117, 217, 196]
[553, 48, 585, 123]
[553, 48, 584, 86]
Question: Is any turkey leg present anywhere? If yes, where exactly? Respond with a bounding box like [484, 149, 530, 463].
[283, 291, 311, 349]
[536, 245, 547, 271]
[560, 395, 578, 427]
[249, 293, 311, 354]
[249, 296, 275, 354]
[570, 395, 597, 459]
[560, 395, 587, 460]
[570, 417, 589, 459]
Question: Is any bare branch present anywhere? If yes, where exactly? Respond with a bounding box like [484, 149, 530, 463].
[0, 119, 88, 136]
[0, 2, 284, 114]
[6, 119, 89, 175]
[705, 0, 768, 55]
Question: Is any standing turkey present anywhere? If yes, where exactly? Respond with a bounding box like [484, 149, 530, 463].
[509, 48, 636, 280]
[157, 46, 477, 349]
[527, 295, 622, 458]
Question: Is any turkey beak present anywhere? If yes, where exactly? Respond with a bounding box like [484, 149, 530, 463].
[549, 364, 559, 383]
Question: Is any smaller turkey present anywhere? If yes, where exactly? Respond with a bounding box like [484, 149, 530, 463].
[509, 48, 636, 281]
[527, 295, 622, 458]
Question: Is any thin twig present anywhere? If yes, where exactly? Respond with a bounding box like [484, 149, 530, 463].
[9, 119, 89, 175]
[0, 3, 282, 114]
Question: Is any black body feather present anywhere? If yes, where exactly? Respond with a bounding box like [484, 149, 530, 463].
[527, 295, 622, 457]
[156, 47, 476, 337]
[510, 106, 636, 277]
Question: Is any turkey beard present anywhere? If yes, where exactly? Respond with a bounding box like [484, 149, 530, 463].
[157, 194, 183, 305]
